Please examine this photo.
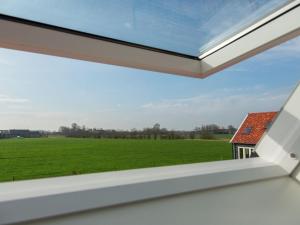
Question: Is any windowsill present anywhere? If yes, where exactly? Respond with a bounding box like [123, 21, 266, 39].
[0, 158, 287, 225]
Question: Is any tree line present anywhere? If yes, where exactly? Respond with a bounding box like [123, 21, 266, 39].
[58, 123, 236, 140]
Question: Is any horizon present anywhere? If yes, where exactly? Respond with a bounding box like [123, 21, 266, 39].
[0, 122, 238, 133]
[0, 37, 299, 130]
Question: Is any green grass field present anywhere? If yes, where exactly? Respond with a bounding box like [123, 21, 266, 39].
[214, 133, 233, 140]
[0, 138, 232, 182]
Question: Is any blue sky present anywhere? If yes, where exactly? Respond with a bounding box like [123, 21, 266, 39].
[0, 37, 299, 131]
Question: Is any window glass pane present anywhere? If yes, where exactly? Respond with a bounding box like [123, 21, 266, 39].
[0, 35, 299, 182]
[0, 0, 291, 56]
[239, 148, 244, 159]
[243, 127, 253, 134]
[245, 148, 250, 158]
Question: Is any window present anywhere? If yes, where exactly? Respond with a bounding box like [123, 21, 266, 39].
[265, 121, 273, 129]
[238, 147, 255, 159]
[0, 0, 291, 56]
[0, 2, 299, 224]
[239, 147, 244, 159]
[0, 1, 298, 77]
[0, 48, 238, 182]
[0, 1, 299, 184]
[243, 127, 253, 135]
[245, 148, 250, 158]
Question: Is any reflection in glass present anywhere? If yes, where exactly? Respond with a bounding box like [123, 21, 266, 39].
[0, 0, 291, 56]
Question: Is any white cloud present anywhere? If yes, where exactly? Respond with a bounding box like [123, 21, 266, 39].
[0, 58, 14, 66]
[0, 86, 293, 131]
[271, 38, 300, 55]
[255, 37, 300, 61]
[225, 67, 248, 72]
[0, 111, 77, 131]
[124, 22, 133, 29]
[0, 109, 128, 131]
[140, 86, 291, 129]
[0, 94, 29, 104]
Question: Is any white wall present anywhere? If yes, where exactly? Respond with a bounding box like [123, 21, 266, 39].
[256, 83, 300, 173]
[19, 177, 300, 225]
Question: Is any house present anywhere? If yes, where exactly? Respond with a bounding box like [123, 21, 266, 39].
[0, 130, 43, 138]
[10, 129, 43, 138]
[230, 112, 278, 159]
[0, 130, 10, 138]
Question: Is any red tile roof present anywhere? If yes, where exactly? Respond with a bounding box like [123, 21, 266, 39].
[230, 112, 278, 145]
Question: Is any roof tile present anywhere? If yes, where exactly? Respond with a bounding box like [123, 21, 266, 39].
[231, 112, 278, 145]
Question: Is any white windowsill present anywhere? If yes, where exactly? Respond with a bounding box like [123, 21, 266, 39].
[0, 158, 287, 225]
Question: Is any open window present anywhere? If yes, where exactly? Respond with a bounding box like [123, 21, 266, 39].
[0, 0, 299, 77]
[0, 1, 300, 225]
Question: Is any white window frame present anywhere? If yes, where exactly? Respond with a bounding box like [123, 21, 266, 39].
[238, 147, 255, 159]
[0, 2, 300, 224]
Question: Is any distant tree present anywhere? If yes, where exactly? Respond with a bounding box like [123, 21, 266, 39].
[227, 125, 237, 134]
[71, 123, 80, 131]
[59, 126, 70, 136]
[130, 128, 138, 139]
[189, 131, 195, 139]
[153, 123, 160, 131]
[57, 122, 231, 140]
[200, 131, 215, 140]
[152, 123, 160, 139]
[143, 128, 152, 139]
[194, 125, 216, 139]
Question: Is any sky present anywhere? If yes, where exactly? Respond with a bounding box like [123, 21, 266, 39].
[0, 36, 300, 131]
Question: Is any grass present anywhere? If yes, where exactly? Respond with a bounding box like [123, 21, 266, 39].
[0, 137, 232, 182]
[213, 134, 233, 140]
